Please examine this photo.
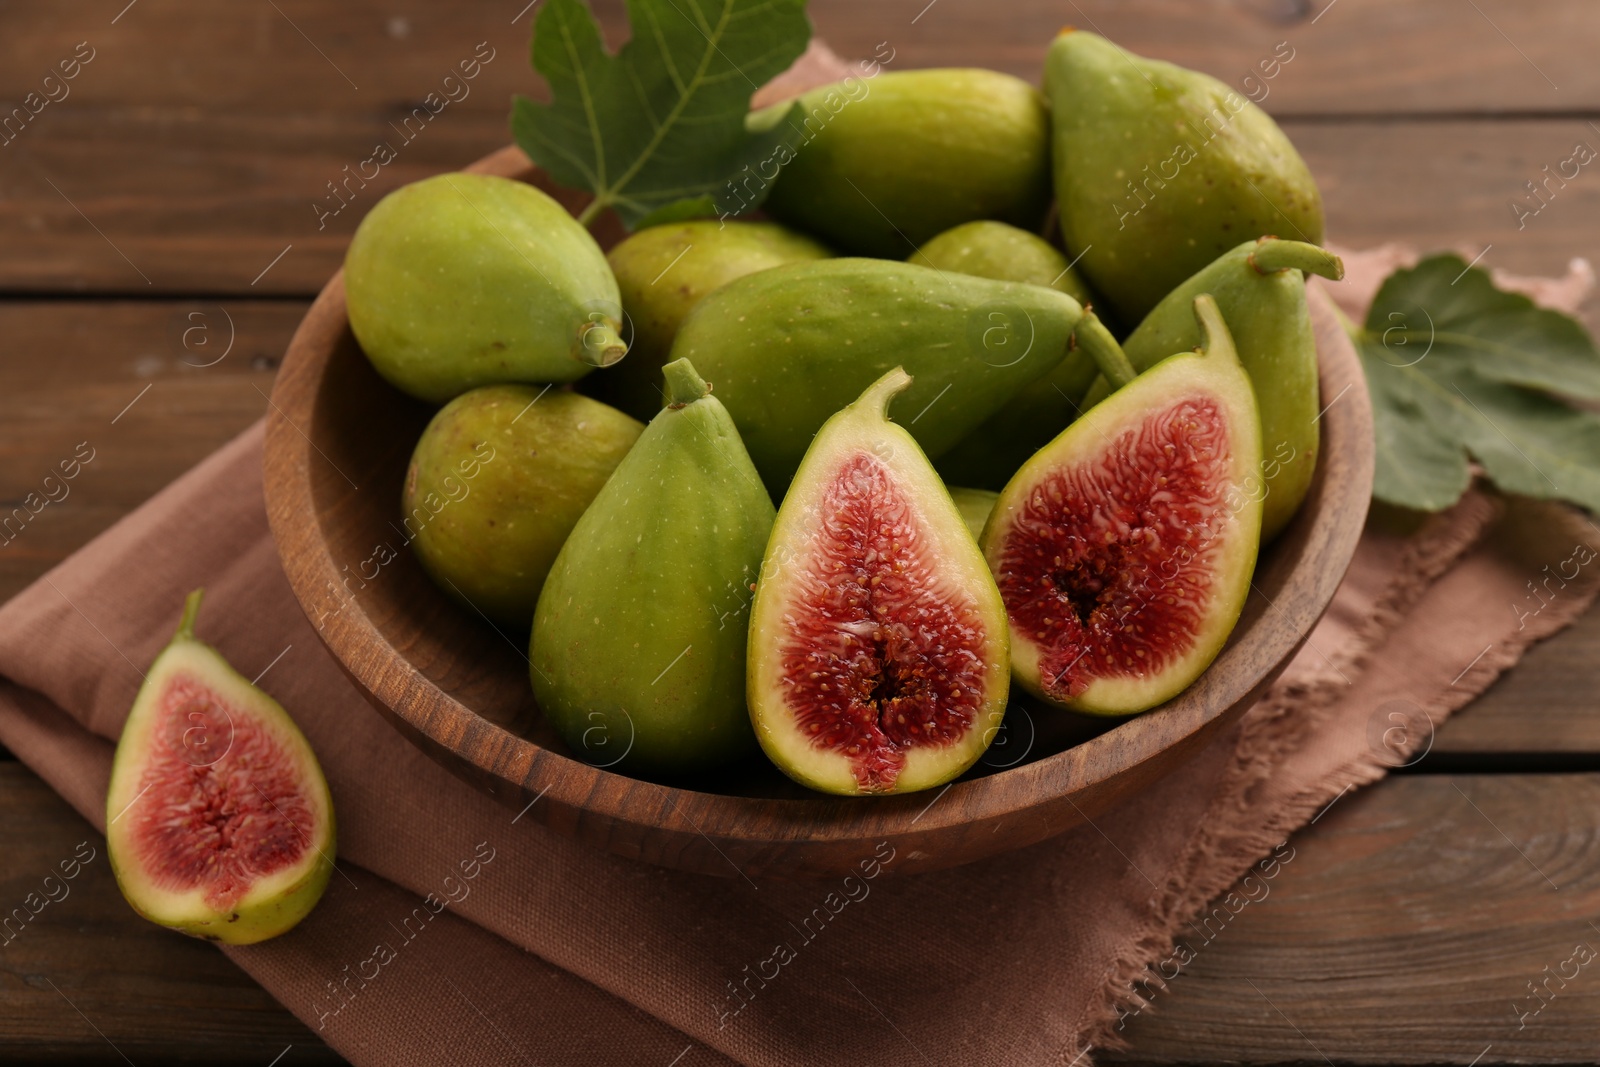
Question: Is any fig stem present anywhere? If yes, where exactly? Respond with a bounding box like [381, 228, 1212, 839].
[1192, 294, 1241, 366]
[1075, 312, 1138, 391]
[1249, 238, 1345, 282]
[175, 588, 204, 642]
[578, 320, 629, 368]
[661, 357, 712, 407]
[857, 366, 914, 419]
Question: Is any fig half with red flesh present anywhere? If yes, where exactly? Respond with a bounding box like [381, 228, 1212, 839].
[748, 368, 1009, 796]
[106, 590, 335, 944]
[982, 295, 1263, 716]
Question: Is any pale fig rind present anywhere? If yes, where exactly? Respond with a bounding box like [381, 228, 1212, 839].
[670, 258, 1090, 490]
[530, 359, 773, 774]
[105, 590, 335, 945]
[404, 385, 643, 628]
[749, 369, 1010, 796]
[983, 297, 1263, 716]
[345, 173, 624, 404]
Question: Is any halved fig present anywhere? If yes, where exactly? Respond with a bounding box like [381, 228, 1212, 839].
[982, 295, 1263, 716]
[748, 369, 1009, 796]
[106, 590, 335, 944]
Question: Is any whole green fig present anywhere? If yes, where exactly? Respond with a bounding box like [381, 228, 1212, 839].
[912, 220, 1094, 308]
[345, 174, 626, 403]
[530, 359, 773, 775]
[1080, 237, 1345, 540]
[668, 258, 1131, 491]
[756, 69, 1052, 257]
[595, 220, 831, 421]
[404, 385, 642, 627]
[1047, 30, 1324, 324]
[913, 220, 1109, 490]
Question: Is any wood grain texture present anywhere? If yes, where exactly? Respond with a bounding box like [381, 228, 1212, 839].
[7, 119, 1591, 299]
[8, 764, 1599, 1065]
[1, 0, 1591, 115]
[0, 764, 343, 1065]
[1106, 774, 1600, 1066]
[0, 300, 299, 603]
[792, 0, 1596, 116]
[2, 3, 1598, 296]
[1435, 604, 1600, 757]
[261, 148, 1374, 880]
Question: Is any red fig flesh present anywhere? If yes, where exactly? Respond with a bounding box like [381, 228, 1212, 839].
[748, 369, 1009, 795]
[983, 296, 1263, 715]
[106, 590, 335, 944]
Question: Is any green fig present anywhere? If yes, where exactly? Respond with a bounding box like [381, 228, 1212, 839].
[911, 220, 1095, 308]
[106, 590, 335, 945]
[594, 220, 832, 421]
[1081, 238, 1344, 540]
[404, 385, 644, 628]
[345, 174, 626, 403]
[1046, 30, 1324, 324]
[911, 220, 1117, 490]
[748, 368, 1009, 795]
[531, 359, 773, 774]
[755, 69, 1052, 257]
[982, 296, 1262, 716]
[948, 486, 999, 543]
[669, 258, 1132, 491]
[934, 345, 1103, 491]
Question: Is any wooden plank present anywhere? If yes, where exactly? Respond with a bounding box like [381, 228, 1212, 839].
[1107, 773, 1600, 1066]
[1, 0, 1592, 118]
[0, 763, 344, 1064]
[0, 110, 510, 295]
[2, 0, 1598, 296]
[6, 112, 1598, 303]
[6, 759, 1597, 1064]
[0, 300, 301, 603]
[1293, 119, 1600, 300]
[1434, 600, 1600, 758]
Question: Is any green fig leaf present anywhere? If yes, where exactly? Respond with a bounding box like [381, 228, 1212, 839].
[510, 0, 810, 231]
[1353, 253, 1600, 513]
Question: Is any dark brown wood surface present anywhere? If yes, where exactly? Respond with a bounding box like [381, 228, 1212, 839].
[0, 763, 342, 1066]
[1, 0, 1596, 1062]
[5, 1, 1600, 298]
[1106, 773, 1600, 1065]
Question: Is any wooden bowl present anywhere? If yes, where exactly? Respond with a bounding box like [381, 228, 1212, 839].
[263, 146, 1374, 880]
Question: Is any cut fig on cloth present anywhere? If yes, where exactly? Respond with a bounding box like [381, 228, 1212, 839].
[105, 590, 335, 945]
[748, 369, 1010, 796]
[983, 295, 1263, 716]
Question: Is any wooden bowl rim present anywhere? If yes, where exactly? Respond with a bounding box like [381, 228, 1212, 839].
[263, 144, 1375, 864]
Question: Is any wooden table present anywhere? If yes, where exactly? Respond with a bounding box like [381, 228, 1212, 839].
[2, 1, 1597, 1062]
